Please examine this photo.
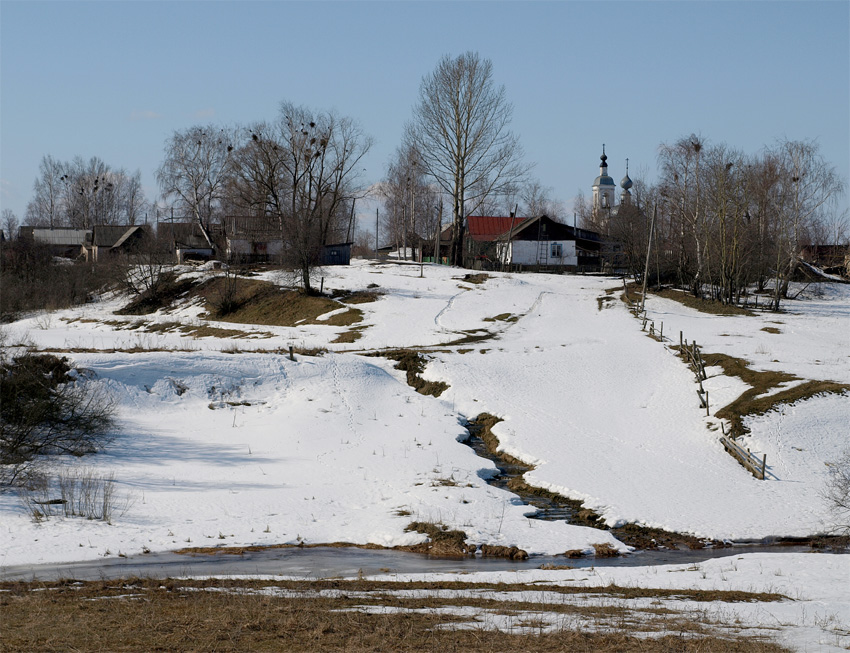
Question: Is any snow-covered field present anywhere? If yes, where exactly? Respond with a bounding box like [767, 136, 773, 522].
[1, 260, 848, 649]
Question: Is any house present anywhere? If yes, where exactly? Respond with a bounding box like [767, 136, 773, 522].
[81, 225, 149, 262]
[801, 244, 850, 277]
[463, 215, 603, 272]
[222, 216, 283, 264]
[494, 216, 604, 270]
[463, 216, 526, 268]
[157, 221, 218, 263]
[18, 227, 91, 258]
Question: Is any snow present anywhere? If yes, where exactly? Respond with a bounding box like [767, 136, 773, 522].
[361, 552, 850, 652]
[1, 260, 848, 649]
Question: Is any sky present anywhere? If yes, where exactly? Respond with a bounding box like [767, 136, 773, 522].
[2, 1, 848, 234]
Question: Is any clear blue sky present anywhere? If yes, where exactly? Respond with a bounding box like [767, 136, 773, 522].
[2, 1, 848, 231]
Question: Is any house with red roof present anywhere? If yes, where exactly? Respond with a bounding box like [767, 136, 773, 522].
[464, 215, 603, 272]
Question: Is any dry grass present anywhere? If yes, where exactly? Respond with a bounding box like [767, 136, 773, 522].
[760, 326, 781, 334]
[701, 352, 850, 437]
[483, 313, 519, 323]
[336, 289, 383, 304]
[401, 521, 475, 556]
[0, 577, 791, 652]
[192, 277, 362, 328]
[455, 273, 490, 285]
[331, 326, 368, 344]
[444, 329, 497, 346]
[651, 287, 756, 316]
[376, 349, 449, 397]
[116, 276, 197, 316]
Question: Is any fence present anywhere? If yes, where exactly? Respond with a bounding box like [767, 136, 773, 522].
[625, 282, 768, 480]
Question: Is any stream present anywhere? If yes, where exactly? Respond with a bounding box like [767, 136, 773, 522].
[0, 542, 819, 582]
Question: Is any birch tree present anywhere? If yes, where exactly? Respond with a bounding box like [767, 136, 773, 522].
[406, 52, 529, 266]
[156, 126, 235, 234]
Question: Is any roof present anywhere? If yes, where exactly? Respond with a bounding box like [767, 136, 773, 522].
[92, 225, 139, 247]
[24, 227, 91, 246]
[467, 216, 528, 242]
[487, 215, 605, 246]
[224, 216, 282, 239]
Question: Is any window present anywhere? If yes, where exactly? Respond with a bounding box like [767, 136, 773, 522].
[551, 243, 562, 258]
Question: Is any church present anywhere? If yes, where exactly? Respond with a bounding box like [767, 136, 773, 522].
[591, 145, 633, 235]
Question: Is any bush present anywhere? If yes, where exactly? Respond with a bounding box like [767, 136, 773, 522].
[0, 353, 115, 486]
[824, 450, 850, 535]
[19, 467, 127, 522]
[0, 240, 120, 322]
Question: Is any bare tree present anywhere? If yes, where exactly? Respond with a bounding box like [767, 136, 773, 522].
[769, 139, 845, 309]
[379, 143, 439, 260]
[25, 155, 149, 228]
[823, 450, 850, 536]
[2, 209, 18, 240]
[156, 125, 236, 235]
[230, 102, 372, 291]
[25, 155, 64, 228]
[520, 180, 566, 221]
[406, 52, 530, 266]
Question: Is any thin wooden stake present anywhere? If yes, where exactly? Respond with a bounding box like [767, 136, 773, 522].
[761, 454, 767, 480]
[289, 345, 295, 361]
[705, 391, 710, 416]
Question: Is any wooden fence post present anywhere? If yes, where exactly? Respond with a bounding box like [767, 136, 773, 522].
[289, 345, 295, 361]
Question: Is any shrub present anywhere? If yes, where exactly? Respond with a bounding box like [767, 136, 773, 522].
[0, 240, 120, 322]
[0, 353, 115, 486]
[19, 467, 127, 522]
[824, 449, 850, 535]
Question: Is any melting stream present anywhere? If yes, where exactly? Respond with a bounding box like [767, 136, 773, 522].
[464, 433, 577, 522]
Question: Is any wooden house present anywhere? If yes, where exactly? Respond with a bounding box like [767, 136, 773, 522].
[465, 215, 603, 272]
[81, 225, 149, 262]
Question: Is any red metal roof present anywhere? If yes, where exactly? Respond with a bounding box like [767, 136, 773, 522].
[467, 216, 528, 242]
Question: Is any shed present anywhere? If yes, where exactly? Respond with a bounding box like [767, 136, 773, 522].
[320, 242, 352, 266]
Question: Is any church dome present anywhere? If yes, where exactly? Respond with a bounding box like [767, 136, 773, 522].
[620, 174, 633, 190]
[593, 148, 615, 187]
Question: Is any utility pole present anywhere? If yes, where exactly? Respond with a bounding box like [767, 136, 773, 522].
[641, 204, 657, 313]
[375, 207, 379, 258]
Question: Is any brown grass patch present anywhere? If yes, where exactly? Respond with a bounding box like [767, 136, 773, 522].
[444, 329, 496, 346]
[760, 326, 781, 334]
[593, 543, 620, 558]
[400, 521, 474, 556]
[324, 307, 364, 326]
[483, 313, 519, 323]
[331, 326, 367, 344]
[651, 287, 756, 316]
[377, 349, 449, 397]
[702, 352, 850, 437]
[455, 273, 489, 285]
[0, 577, 791, 652]
[190, 277, 362, 328]
[478, 544, 529, 560]
[337, 290, 383, 304]
[116, 275, 197, 315]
